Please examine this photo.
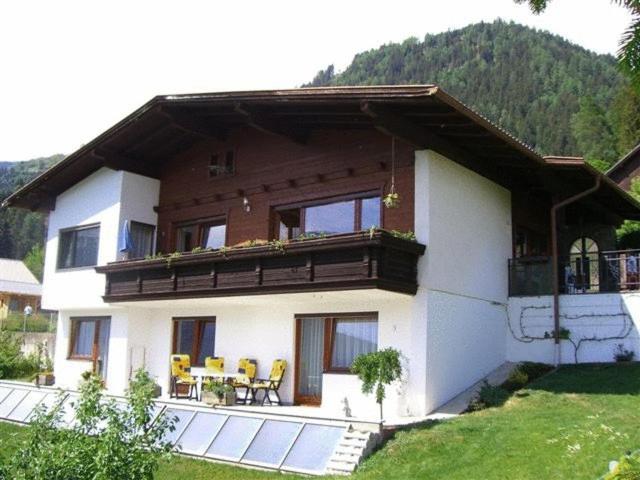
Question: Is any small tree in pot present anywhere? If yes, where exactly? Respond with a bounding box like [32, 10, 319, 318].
[351, 348, 402, 421]
[202, 381, 236, 406]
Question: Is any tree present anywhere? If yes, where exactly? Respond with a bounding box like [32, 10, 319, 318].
[515, 0, 640, 89]
[23, 244, 44, 281]
[0, 370, 175, 480]
[570, 97, 619, 171]
[351, 348, 403, 421]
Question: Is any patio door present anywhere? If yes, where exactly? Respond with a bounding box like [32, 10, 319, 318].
[294, 317, 325, 405]
[69, 316, 111, 382]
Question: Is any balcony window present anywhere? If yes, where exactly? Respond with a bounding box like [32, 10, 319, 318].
[274, 194, 381, 240]
[172, 317, 216, 366]
[130, 221, 155, 258]
[175, 218, 226, 252]
[57, 224, 100, 269]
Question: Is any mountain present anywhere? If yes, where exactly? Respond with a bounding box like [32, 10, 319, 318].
[306, 20, 631, 159]
[0, 155, 64, 260]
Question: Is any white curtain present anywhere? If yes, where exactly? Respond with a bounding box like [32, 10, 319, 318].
[74, 320, 95, 356]
[330, 318, 378, 369]
[299, 318, 324, 396]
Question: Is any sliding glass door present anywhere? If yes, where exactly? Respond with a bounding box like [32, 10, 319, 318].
[295, 317, 325, 405]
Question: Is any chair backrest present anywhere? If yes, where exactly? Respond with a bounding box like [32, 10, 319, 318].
[171, 354, 191, 378]
[237, 358, 257, 383]
[205, 356, 224, 373]
[269, 359, 287, 384]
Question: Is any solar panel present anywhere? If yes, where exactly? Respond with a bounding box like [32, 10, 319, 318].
[7, 390, 47, 422]
[0, 383, 349, 476]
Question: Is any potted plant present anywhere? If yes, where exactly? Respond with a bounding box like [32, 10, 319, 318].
[202, 381, 236, 406]
[34, 347, 55, 386]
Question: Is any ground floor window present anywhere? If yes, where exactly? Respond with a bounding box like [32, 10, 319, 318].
[68, 316, 111, 379]
[172, 317, 216, 366]
[295, 313, 378, 404]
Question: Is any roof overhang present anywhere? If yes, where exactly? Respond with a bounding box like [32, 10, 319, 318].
[3, 85, 640, 222]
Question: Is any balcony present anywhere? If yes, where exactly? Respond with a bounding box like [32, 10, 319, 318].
[508, 249, 640, 296]
[96, 231, 426, 302]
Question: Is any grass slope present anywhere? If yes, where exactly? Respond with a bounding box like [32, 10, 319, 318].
[0, 364, 638, 479]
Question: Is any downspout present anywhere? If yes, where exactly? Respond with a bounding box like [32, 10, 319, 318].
[550, 175, 601, 365]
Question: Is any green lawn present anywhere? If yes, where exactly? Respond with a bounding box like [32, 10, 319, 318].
[1, 364, 638, 479]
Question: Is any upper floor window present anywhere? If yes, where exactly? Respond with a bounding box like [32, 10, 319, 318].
[57, 224, 100, 269]
[130, 221, 155, 259]
[274, 193, 381, 240]
[209, 150, 235, 178]
[175, 218, 226, 252]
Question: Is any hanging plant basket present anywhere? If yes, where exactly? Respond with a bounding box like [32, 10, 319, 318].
[384, 137, 401, 209]
[384, 192, 400, 209]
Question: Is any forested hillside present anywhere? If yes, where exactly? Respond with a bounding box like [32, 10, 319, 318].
[307, 20, 640, 165]
[0, 155, 63, 265]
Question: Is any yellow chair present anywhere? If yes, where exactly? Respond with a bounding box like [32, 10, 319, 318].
[170, 354, 198, 400]
[232, 358, 257, 404]
[249, 359, 287, 406]
[204, 356, 224, 374]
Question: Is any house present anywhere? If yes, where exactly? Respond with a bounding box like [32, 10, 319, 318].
[3, 86, 640, 421]
[607, 142, 640, 190]
[0, 258, 41, 320]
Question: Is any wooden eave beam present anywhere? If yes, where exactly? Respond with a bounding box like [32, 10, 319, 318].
[361, 101, 520, 187]
[92, 149, 161, 179]
[159, 107, 228, 141]
[234, 103, 308, 144]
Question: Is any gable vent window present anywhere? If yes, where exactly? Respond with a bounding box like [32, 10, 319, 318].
[209, 150, 235, 178]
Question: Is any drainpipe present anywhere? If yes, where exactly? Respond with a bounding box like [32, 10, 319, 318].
[550, 175, 601, 366]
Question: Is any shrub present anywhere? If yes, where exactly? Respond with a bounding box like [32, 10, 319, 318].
[0, 330, 40, 379]
[614, 344, 636, 362]
[517, 361, 554, 380]
[468, 381, 510, 411]
[351, 348, 403, 420]
[0, 369, 175, 479]
[502, 368, 529, 392]
[604, 450, 640, 479]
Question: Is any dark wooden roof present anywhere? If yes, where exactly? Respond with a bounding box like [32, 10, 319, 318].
[3, 85, 640, 220]
[607, 143, 640, 189]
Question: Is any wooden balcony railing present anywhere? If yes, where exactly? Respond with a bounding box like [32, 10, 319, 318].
[96, 231, 426, 302]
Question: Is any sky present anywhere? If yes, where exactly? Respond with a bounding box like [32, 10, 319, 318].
[0, 0, 631, 161]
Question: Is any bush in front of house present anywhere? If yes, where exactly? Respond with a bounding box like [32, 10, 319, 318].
[0, 369, 175, 480]
[469, 362, 554, 411]
[0, 330, 41, 379]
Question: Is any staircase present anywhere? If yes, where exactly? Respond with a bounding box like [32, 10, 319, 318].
[325, 427, 381, 475]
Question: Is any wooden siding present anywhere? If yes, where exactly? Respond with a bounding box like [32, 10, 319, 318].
[155, 129, 415, 252]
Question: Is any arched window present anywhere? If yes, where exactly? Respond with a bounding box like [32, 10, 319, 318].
[567, 237, 599, 293]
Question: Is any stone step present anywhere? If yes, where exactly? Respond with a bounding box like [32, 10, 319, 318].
[344, 431, 371, 440]
[326, 460, 357, 472]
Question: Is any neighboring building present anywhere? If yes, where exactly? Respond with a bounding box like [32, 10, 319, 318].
[607, 143, 640, 190]
[3, 86, 640, 420]
[0, 258, 41, 320]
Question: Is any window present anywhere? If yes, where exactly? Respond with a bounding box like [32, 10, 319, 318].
[58, 224, 100, 269]
[295, 313, 378, 381]
[329, 317, 378, 370]
[130, 221, 155, 258]
[68, 317, 111, 366]
[274, 194, 381, 240]
[172, 317, 216, 366]
[209, 150, 235, 178]
[175, 219, 226, 252]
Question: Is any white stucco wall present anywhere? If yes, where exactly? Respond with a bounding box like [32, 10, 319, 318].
[42, 169, 160, 310]
[508, 293, 640, 364]
[415, 150, 512, 412]
[43, 168, 123, 310]
[47, 168, 160, 388]
[53, 290, 420, 420]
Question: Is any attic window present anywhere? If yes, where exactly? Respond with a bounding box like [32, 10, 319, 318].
[209, 150, 235, 178]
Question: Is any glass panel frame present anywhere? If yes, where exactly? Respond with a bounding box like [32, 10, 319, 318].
[281, 423, 345, 474]
[175, 411, 228, 455]
[205, 416, 264, 461]
[161, 408, 196, 446]
[241, 420, 304, 467]
[0, 389, 29, 418]
[7, 390, 48, 422]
